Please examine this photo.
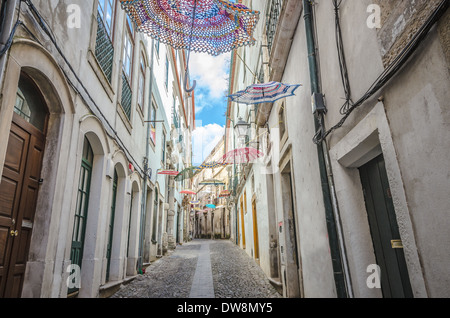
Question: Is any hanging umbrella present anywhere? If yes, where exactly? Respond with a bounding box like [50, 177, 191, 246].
[229, 82, 302, 105]
[190, 200, 200, 205]
[218, 190, 231, 198]
[158, 170, 179, 176]
[120, 0, 260, 92]
[221, 147, 264, 164]
[175, 166, 201, 181]
[199, 179, 225, 186]
[199, 161, 229, 169]
[206, 204, 216, 209]
[180, 189, 197, 195]
[120, 0, 260, 56]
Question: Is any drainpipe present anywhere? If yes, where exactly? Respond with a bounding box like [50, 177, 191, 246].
[137, 38, 155, 272]
[0, 0, 19, 84]
[302, 0, 353, 298]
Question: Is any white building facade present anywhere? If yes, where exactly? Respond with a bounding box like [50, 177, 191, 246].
[227, 0, 450, 298]
[0, 0, 194, 298]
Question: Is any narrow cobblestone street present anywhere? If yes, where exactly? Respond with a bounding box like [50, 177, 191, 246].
[111, 240, 282, 299]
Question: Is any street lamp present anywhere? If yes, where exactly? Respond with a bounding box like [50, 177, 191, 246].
[234, 117, 250, 140]
[234, 117, 250, 139]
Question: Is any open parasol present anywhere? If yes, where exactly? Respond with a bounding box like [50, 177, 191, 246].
[218, 190, 231, 198]
[175, 166, 201, 181]
[199, 179, 225, 186]
[120, 0, 260, 92]
[157, 170, 179, 176]
[221, 147, 264, 164]
[199, 161, 228, 169]
[180, 189, 197, 195]
[229, 82, 302, 105]
[120, 0, 260, 56]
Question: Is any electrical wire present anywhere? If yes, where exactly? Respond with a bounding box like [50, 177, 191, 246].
[333, 0, 353, 115]
[14, 0, 147, 176]
[314, 0, 449, 145]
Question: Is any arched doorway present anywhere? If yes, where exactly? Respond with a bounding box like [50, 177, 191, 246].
[0, 72, 49, 298]
[68, 137, 94, 296]
[105, 168, 119, 282]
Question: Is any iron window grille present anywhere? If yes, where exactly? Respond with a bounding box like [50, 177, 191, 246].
[121, 72, 132, 119]
[265, 0, 284, 54]
[95, 13, 114, 83]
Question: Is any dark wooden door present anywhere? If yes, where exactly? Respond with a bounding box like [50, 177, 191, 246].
[359, 155, 413, 298]
[0, 114, 46, 298]
[68, 138, 93, 295]
[106, 169, 118, 282]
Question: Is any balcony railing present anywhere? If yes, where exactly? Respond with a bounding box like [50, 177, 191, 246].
[265, 0, 284, 54]
[95, 13, 114, 83]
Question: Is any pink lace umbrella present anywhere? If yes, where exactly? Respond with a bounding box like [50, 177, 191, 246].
[180, 189, 197, 195]
[158, 170, 179, 176]
[221, 147, 264, 164]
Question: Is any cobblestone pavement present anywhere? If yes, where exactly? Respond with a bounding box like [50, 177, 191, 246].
[111, 239, 282, 298]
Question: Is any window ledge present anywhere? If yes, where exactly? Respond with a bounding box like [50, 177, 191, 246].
[117, 102, 133, 134]
[87, 49, 115, 103]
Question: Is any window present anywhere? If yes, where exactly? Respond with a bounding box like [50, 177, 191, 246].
[150, 103, 156, 143]
[172, 96, 179, 130]
[122, 31, 133, 81]
[244, 190, 248, 214]
[165, 55, 169, 89]
[121, 18, 134, 119]
[126, 14, 134, 35]
[155, 40, 160, 57]
[151, 191, 158, 242]
[162, 131, 166, 164]
[14, 74, 48, 132]
[98, 0, 114, 37]
[69, 137, 93, 294]
[279, 103, 286, 140]
[106, 169, 118, 282]
[138, 54, 146, 112]
[95, 0, 115, 82]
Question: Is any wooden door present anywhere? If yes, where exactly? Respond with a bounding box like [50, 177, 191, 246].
[359, 155, 413, 298]
[239, 196, 246, 249]
[105, 169, 118, 282]
[68, 138, 93, 295]
[252, 199, 260, 261]
[0, 114, 46, 298]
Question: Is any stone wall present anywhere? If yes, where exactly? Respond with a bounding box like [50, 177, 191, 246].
[374, 0, 444, 66]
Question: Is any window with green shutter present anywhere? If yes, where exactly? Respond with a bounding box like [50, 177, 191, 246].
[106, 169, 118, 282]
[69, 137, 93, 295]
[95, 0, 115, 83]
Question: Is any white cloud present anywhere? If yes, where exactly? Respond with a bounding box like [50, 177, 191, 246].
[189, 52, 231, 99]
[192, 123, 225, 165]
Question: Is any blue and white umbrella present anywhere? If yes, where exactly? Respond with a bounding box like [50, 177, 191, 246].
[229, 81, 302, 105]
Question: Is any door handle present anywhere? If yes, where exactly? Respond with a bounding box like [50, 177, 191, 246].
[391, 239, 403, 249]
[10, 230, 18, 237]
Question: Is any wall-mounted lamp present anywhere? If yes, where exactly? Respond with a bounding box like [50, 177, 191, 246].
[234, 117, 251, 139]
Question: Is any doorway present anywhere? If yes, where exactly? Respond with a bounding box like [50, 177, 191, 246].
[68, 137, 93, 295]
[0, 74, 49, 297]
[239, 195, 246, 249]
[280, 162, 301, 298]
[359, 154, 413, 298]
[252, 198, 260, 262]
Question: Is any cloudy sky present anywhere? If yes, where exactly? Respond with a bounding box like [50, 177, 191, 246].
[189, 51, 231, 165]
